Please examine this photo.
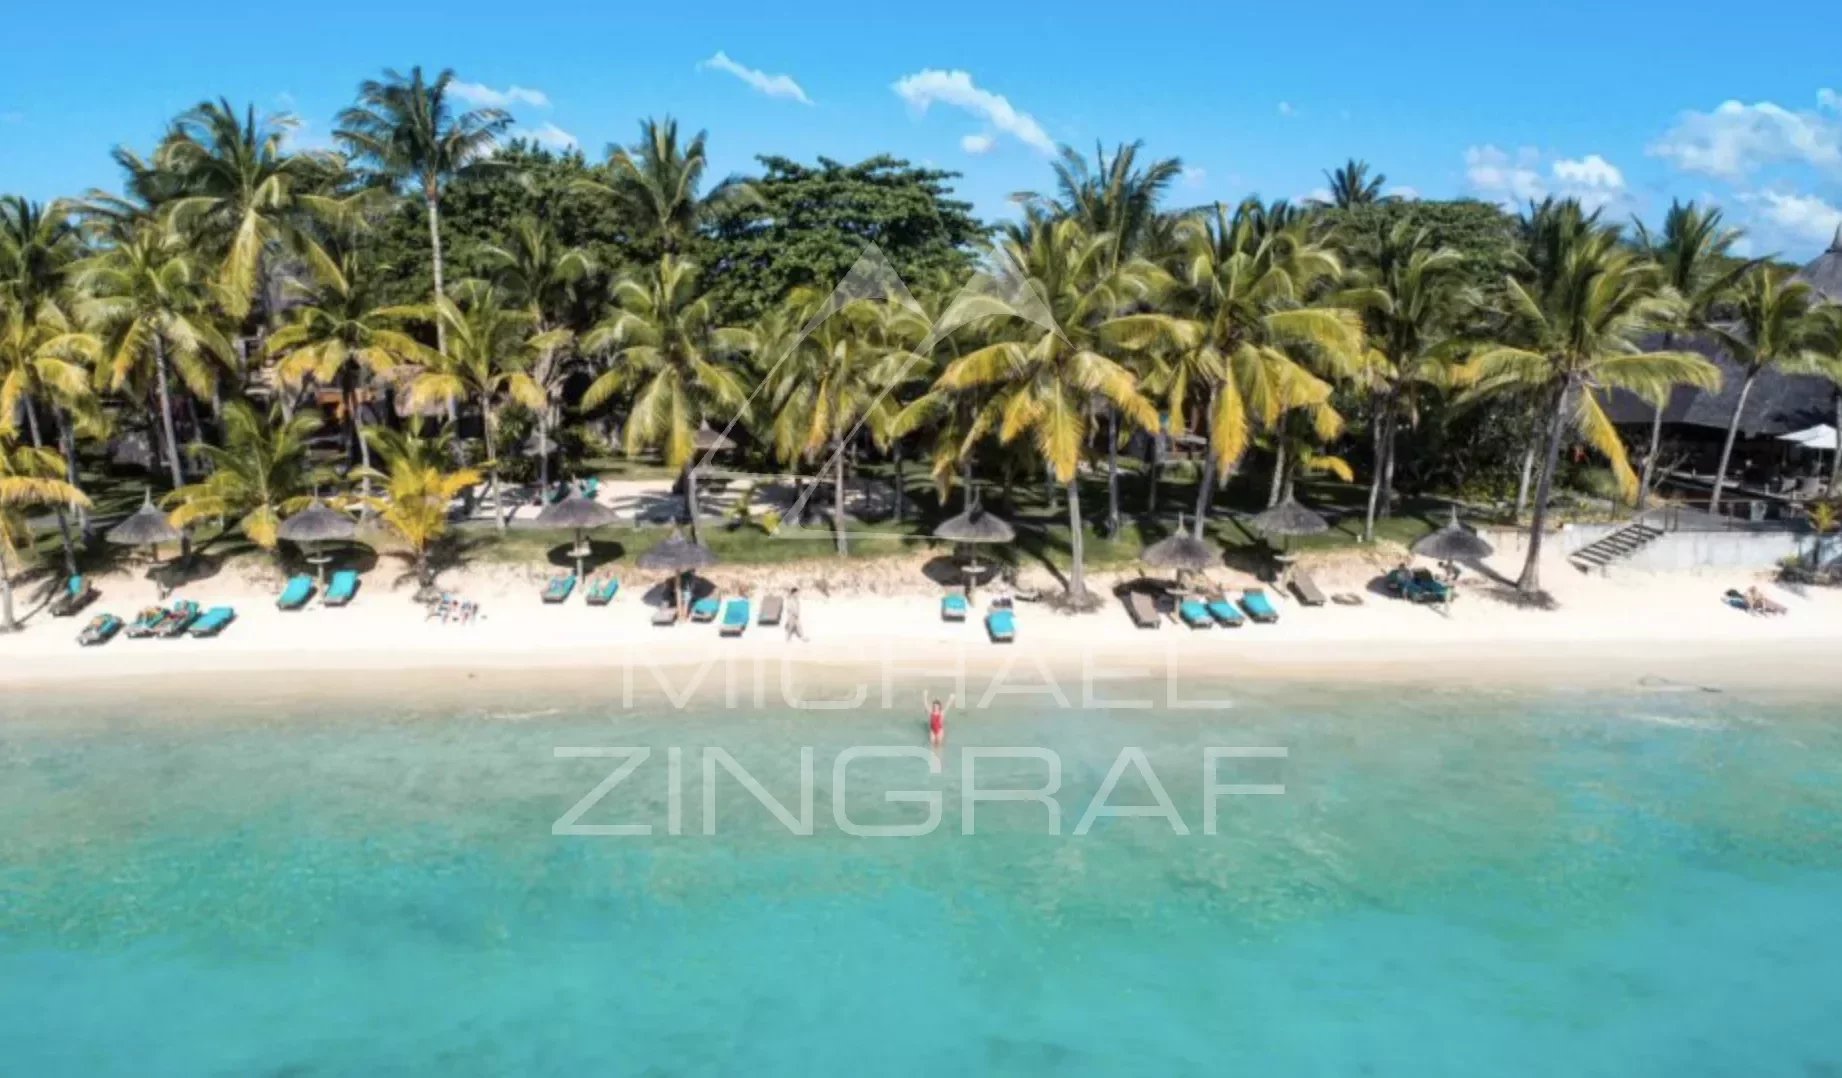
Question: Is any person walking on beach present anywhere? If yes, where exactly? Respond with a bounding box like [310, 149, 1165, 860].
[924, 692, 953, 746]
[785, 587, 807, 641]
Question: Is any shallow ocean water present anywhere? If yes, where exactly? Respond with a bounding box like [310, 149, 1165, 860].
[2, 675, 1839, 1075]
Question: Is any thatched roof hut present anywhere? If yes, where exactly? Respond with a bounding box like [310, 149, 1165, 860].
[1793, 227, 1842, 303]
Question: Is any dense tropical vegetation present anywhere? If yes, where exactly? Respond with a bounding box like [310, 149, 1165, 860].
[5, 66, 1841, 618]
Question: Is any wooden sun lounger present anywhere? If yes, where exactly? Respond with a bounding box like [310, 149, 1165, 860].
[1124, 591, 1161, 629]
[1290, 571, 1327, 607]
[758, 594, 784, 625]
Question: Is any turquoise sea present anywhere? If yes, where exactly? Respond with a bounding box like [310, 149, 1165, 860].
[2, 672, 1840, 1076]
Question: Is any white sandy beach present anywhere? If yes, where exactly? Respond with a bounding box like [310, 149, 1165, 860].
[4, 540, 1838, 695]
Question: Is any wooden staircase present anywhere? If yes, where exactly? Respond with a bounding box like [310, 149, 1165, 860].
[1569, 521, 1665, 573]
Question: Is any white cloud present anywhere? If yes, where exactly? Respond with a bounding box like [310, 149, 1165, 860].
[1182, 166, 1207, 189]
[1387, 185, 1420, 201]
[698, 51, 812, 105]
[1277, 101, 1295, 117]
[1647, 94, 1841, 180]
[960, 133, 996, 155]
[1820, 88, 1841, 112]
[1736, 190, 1842, 252]
[1465, 146, 1628, 210]
[1551, 153, 1625, 190]
[891, 69, 1054, 155]
[1464, 145, 1547, 205]
[514, 122, 578, 151]
[450, 81, 551, 110]
[1302, 187, 1334, 205]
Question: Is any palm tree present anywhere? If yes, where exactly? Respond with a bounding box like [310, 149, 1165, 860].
[579, 118, 756, 258]
[1632, 201, 1747, 507]
[479, 217, 591, 492]
[166, 400, 328, 563]
[360, 425, 481, 596]
[1472, 210, 1718, 596]
[265, 251, 436, 501]
[1106, 200, 1362, 537]
[765, 291, 906, 554]
[1706, 267, 1832, 515]
[73, 222, 235, 494]
[581, 255, 751, 543]
[1018, 140, 1183, 531]
[335, 67, 512, 357]
[0, 436, 88, 631]
[1, 196, 100, 567]
[936, 219, 1158, 603]
[402, 282, 557, 531]
[159, 99, 344, 320]
[1345, 221, 1472, 541]
[1317, 160, 1392, 209]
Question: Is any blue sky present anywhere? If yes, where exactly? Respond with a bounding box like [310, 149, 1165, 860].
[5, 0, 1841, 259]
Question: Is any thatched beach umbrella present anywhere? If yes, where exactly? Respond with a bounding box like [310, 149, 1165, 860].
[693, 423, 737, 452]
[1141, 516, 1216, 584]
[106, 491, 181, 551]
[537, 493, 620, 581]
[1792, 226, 1842, 302]
[278, 499, 357, 585]
[638, 528, 718, 614]
[1249, 498, 1330, 578]
[1412, 508, 1495, 564]
[933, 504, 1015, 597]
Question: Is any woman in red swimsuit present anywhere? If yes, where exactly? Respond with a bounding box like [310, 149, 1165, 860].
[924, 692, 953, 746]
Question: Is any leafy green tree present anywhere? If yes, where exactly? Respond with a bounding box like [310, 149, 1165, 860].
[1706, 267, 1833, 515]
[937, 218, 1158, 602]
[166, 400, 329, 562]
[336, 67, 512, 357]
[1631, 200, 1747, 507]
[480, 217, 591, 491]
[705, 155, 983, 320]
[1473, 209, 1717, 596]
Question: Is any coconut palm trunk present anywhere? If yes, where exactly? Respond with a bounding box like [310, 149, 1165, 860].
[1709, 372, 1757, 517]
[1518, 380, 1575, 596]
[683, 463, 703, 544]
[426, 192, 448, 356]
[22, 401, 78, 577]
[1267, 441, 1287, 508]
[1514, 444, 1536, 522]
[892, 440, 906, 524]
[1144, 430, 1161, 516]
[833, 444, 849, 556]
[1362, 395, 1394, 542]
[482, 403, 506, 532]
[537, 409, 552, 494]
[1638, 405, 1665, 510]
[0, 557, 16, 632]
[60, 416, 90, 541]
[152, 338, 186, 492]
[1104, 403, 1120, 535]
[1065, 479, 1088, 602]
[1191, 386, 1219, 539]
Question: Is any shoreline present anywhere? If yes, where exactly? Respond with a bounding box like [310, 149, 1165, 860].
[4, 548, 1837, 700]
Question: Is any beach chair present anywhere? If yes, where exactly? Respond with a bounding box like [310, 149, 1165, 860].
[125, 605, 169, 639]
[1207, 595, 1245, 627]
[323, 569, 359, 607]
[542, 574, 577, 604]
[652, 604, 679, 626]
[1178, 598, 1214, 629]
[758, 594, 785, 626]
[188, 606, 237, 638]
[579, 476, 600, 500]
[941, 590, 969, 622]
[1290, 571, 1328, 607]
[585, 577, 620, 606]
[50, 576, 97, 617]
[690, 596, 720, 622]
[721, 598, 751, 637]
[276, 575, 314, 611]
[1239, 588, 1280, 624]
[1124, 591, 1161, 629]
[1409, 569, 1452, 605]
[157, 600, 202, 638]
[985, 607, 1016, 643]
[78, 613, 123, 647]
